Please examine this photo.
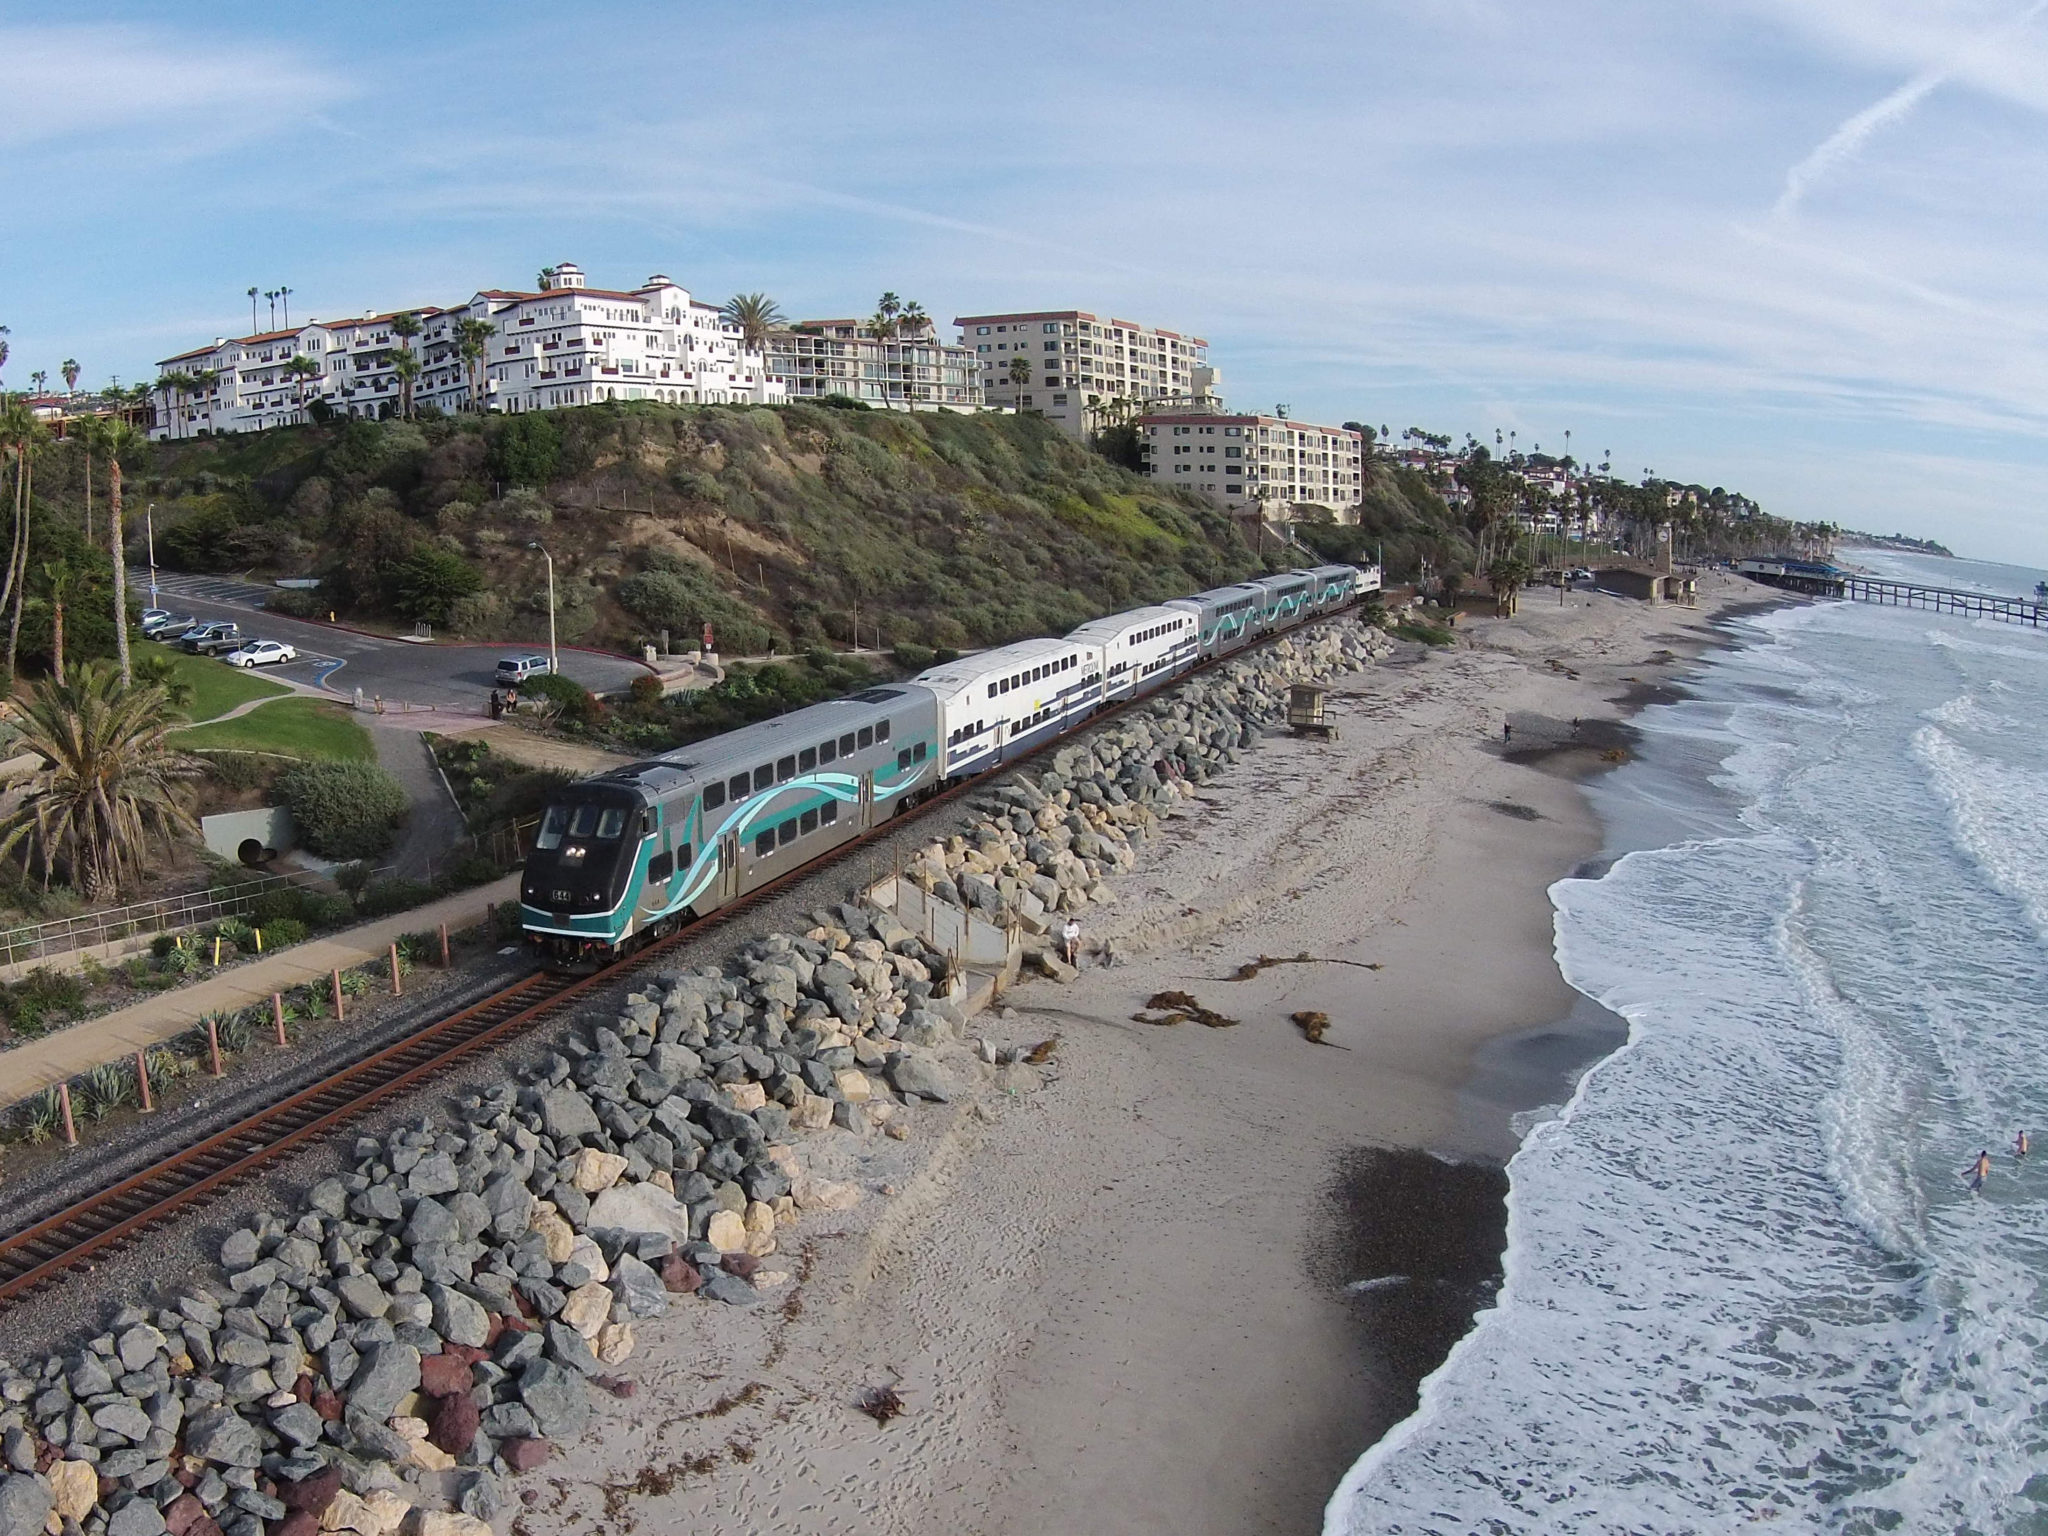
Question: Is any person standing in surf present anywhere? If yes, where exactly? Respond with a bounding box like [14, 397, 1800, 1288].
[2016, 1130, 2030, 1160]
[1970, 1150, 1993, 1192]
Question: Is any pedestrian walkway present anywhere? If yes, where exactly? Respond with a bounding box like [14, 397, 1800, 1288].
[429, 719, 637, 777]
[373, 728, 469, 883]
[0, 874, 519, 1111]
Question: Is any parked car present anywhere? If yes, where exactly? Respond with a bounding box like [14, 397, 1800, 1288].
[181, 621, 243, 656]
[141, 611, 196, 639]
[495, 654, 552, 686]
[221, 639, 297, 669]
[1569, 567, 1594, 582]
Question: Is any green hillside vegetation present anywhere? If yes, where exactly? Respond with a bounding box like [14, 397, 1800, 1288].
[119, 403, 1281, 658]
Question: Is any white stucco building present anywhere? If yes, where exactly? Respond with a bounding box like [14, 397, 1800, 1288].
[761, 320, 983, 410]
[951, 309, 1219, 437]
[149, 262, 781, 440]
[1137, 413, 1364, 521]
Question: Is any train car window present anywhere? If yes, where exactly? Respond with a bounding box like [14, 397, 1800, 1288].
[987, 683, 997, 699]
[728, 773, 749, 801]
[798, 747, 816, 773]
[897, 748, 912, 771]
[776, 755, 796, 782]
[753, 765, 773, 792]
[839, 733, 856, 755]
[877, 718, 890, 741]
[778, 820, 798, 847]
[703, 782, 726, 811]
[677, 843, 690, 870]
[536, 807, 567, 850]
[568, 806, 598, 838]
[800, 808, 818, 835]
[821, 800, 838, 824]
[857, 726, 873, 749]
[914, 742, 928, 762]
[819, 739, 837, 765]
[648, 851, 674, 884]
[754, 829, 775, 857]
[596, 809, 626, 840]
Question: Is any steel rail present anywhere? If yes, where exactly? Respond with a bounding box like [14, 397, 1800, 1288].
[0, 604, 1364, 1307]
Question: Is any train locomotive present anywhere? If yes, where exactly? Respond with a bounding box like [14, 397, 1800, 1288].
[521, 562, 1375, 968]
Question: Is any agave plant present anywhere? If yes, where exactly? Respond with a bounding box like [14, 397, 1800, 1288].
[215, 1009, 253, 1054]
[79, 1061, 136, 1121]
[395, 931, 435, 966]
[144, 1045, 186, 1086]
[19, 1088, 62, 1144]
[338, 970, 370, 998]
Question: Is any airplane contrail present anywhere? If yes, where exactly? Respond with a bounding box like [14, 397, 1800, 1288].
[1773, 0, 2048, 219]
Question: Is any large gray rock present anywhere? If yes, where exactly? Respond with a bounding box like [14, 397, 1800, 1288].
[516, 1359, 588, 1440]
[407, 1151, 460, 1197]
[219, 1230, 261, 1271]
[268, 1401, 324, 1450]
[609, 1255, 669, 1320]
[346, 1343, 420, 1420]
[405, 1196, 458, 1247]
[0, 1476, 45, 1536]
[106, 1498, 167, 1536]
[115, 1326, 164, 1374]
[481, 1174, 535, 1242]
[539, 1087, 600, 1140]
[888, 1056, 954, 1102]
[184, 1406, 262, 1467]
[92, 1402, 152, 1442]
[429, 1285, 490, 1349]
[335, 1274, 389, 1321]
[586, 1183, 692, 1246]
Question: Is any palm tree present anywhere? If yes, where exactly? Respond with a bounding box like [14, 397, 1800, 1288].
[537, 267, 558, 292]
[100, 419, 143, 684]
[29, 371, 46, 396]
[454, 317, 495, 412]
[897, 301, 929, 339]
[0, 662, 200, 900]
[32, 561, 75, 683]
[71, 414, 107, 547]
[60, 359, 79, 395]
[1007, 356, 1031, 390]
[720, 293, 784, 354]
[1, 400, 48, 684]
[284, 354, 321, 418]
[131, 652, 194, 713]
[248, 286, 260, 333]
[389, 313, 422, 418]
[191, 369, 221, 433]
[867, 292, 903, 343]
[1488, 550, 1532, 616]
[0, 325, 10, 383]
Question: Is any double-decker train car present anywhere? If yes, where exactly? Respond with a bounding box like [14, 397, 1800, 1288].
[1065, 604, 1200, 705]
[524, 564, 1379, 967]
[520, 685, 939, 967]
[916, 636, 1101, 782]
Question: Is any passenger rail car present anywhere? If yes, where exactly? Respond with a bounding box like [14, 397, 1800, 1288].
[520, 686, 940, 967]
[523, 564, 1380, 967]
[916, 637, 1101, 781]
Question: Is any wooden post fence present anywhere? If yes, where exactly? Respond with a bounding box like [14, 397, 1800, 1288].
[206, 1017, 223, 1077]
[135, 1050, 153, 1113]
[58, 1082, 76, 1145]
[272, 992, 287, 1046]
[439, 922, 451, 968]
[389, 944, 402, 997]
[331, 968, 344, 1022]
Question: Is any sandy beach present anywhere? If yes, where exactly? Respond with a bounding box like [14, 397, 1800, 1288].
[497, 574, 1774, 1536]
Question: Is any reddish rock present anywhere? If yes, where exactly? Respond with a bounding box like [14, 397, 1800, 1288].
[165, 1492, 225, 1536]
[292, 1373, 315, 1404]
[501, 1437, 553, 1473]
[418, 1353, 475, 1399]
[595, 1376, 636, 1399]
[32, 1440, 56, 1474]
[660, 1253, 702, 1294]
[447, 1343, 490, 1367]
[278, 1466, 342, 1517]
[721, 1252, 760, 1280]
[511, 1287, 538, 1318]
[173, 1468, 199, 1490]
[311, 1390, 344, 1423]
[429, 1389, 481, 1455]
[270, 1513, 319, 1536]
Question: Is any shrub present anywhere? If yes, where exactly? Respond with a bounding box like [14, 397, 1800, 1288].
[891, 642, 934, 671]
[394, 546, 483, 626]
[257, 916, 309, 948]
[206, 753, 274, 792]
[276, 761, 411, 860]
[628, 674, 664, 706]
[518, 671, 597, 725]
[355, 877, 437, 919]
[265, 587, 326, 619]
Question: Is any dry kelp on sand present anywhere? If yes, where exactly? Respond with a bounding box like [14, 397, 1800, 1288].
[1133, 990, 1240, 1028]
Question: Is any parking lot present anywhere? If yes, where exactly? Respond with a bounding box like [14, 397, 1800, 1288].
[139, 572, 650, 714]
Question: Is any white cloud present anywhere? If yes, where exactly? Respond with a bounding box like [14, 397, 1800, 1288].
[0, 24, 348, 151]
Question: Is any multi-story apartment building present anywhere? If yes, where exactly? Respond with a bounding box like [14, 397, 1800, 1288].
[1137, 413, 1364, 521]
[952, 309, 1219, 438]
[149, 263, 780, 440]
[761, 321, 982, 410]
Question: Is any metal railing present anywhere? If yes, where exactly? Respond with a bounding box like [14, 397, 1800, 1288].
[0, 873, 307, 970]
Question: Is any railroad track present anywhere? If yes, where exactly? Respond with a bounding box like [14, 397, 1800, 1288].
[0, 608, 1365, 1307]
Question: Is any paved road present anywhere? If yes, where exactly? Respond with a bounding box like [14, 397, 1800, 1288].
[138, 570, 649, 714]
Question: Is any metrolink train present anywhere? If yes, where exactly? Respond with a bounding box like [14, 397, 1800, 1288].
[520, 563, 1377, 968]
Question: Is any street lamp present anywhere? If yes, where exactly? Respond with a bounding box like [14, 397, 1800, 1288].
[146, 503, 158, 607]
[528, 542, 557, 675]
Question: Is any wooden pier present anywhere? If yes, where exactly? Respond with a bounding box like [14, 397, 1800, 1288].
[1736, 559, 2048, 628]
[1840, 575, 2048, 628]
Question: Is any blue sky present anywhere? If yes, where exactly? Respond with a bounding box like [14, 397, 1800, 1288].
[5, 1, 2048, 562]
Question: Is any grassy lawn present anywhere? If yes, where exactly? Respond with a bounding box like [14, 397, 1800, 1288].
[142, 641, 289, 723]
[172, 698, 374, 761]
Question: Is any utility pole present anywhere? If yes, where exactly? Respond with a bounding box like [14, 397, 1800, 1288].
[146, 504, 159, 606]
[529, 542, 558, 674]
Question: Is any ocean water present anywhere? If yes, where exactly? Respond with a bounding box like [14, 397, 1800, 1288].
[1327, 550, 2048, 1535]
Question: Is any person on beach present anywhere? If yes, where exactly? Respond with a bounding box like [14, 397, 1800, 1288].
[2017, 1130, 2031, 1159]
[1970, 1149, 1993, 1191]
[489, 689, 504, 721]
[1061, 917, 1081, 968]
[1503, 721, 1513, 743]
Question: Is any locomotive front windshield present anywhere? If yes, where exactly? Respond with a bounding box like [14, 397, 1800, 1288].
[535, 803, 630, 865]
[524, 787, 643, 912]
